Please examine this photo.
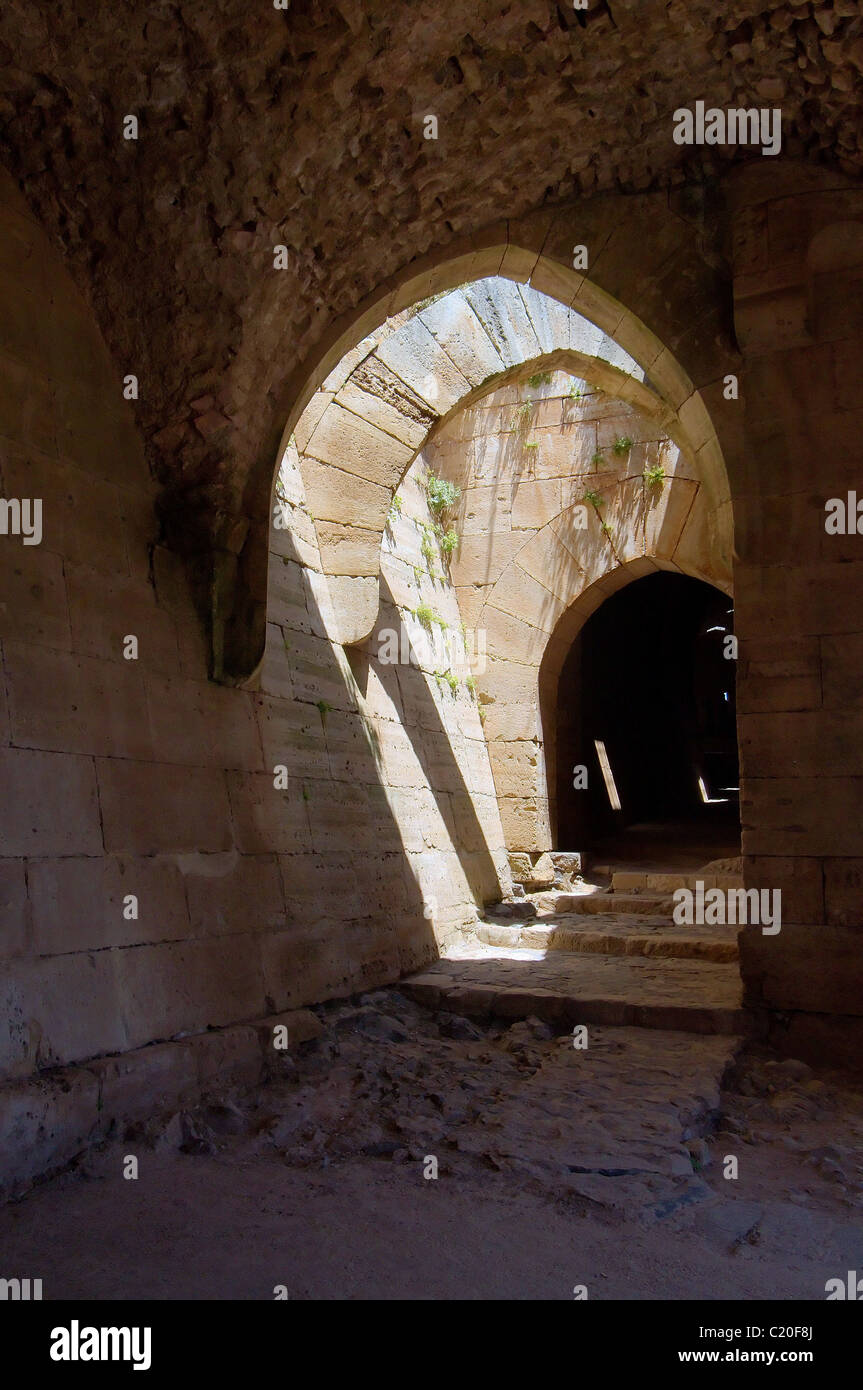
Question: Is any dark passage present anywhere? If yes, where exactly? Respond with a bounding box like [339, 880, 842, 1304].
[555, 572, 740, 857]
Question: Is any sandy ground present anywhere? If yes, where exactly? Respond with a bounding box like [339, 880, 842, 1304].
[1, 988, 862, 1301]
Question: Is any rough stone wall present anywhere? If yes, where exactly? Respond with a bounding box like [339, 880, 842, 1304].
[421, 370, 733, 851]
[0, 167, 492, 1090]
[731, 164, 863, 1032]
[269, 439, 509, 951]
[0, 0, 860, 594]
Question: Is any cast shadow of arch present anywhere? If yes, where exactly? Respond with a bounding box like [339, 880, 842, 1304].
[345, 570, 506, 916]
[260, 527, 506, 1001]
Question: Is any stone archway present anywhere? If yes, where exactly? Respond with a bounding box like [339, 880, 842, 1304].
[541, 564, 737, 858]
[220, 193, 743, 682]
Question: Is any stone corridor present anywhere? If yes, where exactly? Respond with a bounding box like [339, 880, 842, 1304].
[1, 0, 863, 1315]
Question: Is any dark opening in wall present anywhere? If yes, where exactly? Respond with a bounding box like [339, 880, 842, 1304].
[555, 571, 739, 857]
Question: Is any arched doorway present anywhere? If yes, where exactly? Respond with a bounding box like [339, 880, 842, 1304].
[554, 571, 740, 869]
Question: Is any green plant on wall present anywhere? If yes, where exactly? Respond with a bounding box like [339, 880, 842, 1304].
[420, 528, 436, 569]
[439, 528, 459, 558]
[426, 474, 460, 514]
[434, 669, 459, 695]
[612, 435, 633, 456]
[591, 449, 605, 468]
[644, 463, 666, 491]
[526, 371, 553, 389]
[583, 488, 603, 508]
[413, 603, 447, 633]
[316, 699, 333, 725]
[512, 400, 533, 431]
[414, 602, 436, 631]
[465, 675, 477, 698]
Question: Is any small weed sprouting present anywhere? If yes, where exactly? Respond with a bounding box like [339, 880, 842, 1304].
[426, 474, 460, 514]
[591, 450, 605, 469]
[440, 528, 459, 558]
[613, 435, 633, 456]
[526, 371, 553, 389]
[465, 675, 477, 698]
[644, 463, 666, 491]
[583, 489, 603, 508]
[316, 699, 333, 724]
[420, 531, 436, 568]
[434, 669, 459, 695]
[414, 604, 447, 632]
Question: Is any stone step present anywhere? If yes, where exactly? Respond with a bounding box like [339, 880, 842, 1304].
[476, 914, 739, 963]
[402, 952, 753, 1037]
[610, 870, 744, 895]
[537, 891, 673, 915]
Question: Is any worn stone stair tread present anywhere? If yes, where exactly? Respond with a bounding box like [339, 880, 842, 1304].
[610, 870, 745, 895]
[455, 1025, 744, 1209]
[402, 952, 750, 1035]
[476, 915, 739, 963]
[539, 891, 674, 915]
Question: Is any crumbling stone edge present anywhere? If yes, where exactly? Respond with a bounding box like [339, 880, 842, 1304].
[3, 1002, 862, 1204]
[0, 1007, 324, 1203]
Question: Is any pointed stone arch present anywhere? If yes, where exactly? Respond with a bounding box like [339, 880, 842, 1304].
[220, 191, 742, 681]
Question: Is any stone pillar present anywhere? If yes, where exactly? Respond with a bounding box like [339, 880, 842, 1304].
[730, 162, 863, 1057]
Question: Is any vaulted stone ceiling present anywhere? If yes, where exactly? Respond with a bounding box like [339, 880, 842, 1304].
[0, 0, 860, 564]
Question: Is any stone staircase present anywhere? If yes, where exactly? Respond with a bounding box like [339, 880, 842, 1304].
[402, 859, 755, 1039]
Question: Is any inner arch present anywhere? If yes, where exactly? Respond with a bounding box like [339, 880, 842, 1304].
[270, 272, 729, 651]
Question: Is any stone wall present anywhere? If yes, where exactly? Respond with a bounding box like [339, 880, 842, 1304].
[4, 145, 863, 1191]
[0, 167, 499, 1116]
[730, 164, 863, 1038]
[421, 369, 733, 851]
[270, 440, 509, 948]
[1, 0, 860, 614]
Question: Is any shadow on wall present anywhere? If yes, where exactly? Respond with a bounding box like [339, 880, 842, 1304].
[372, 572, 505, 911]
[264, 506, 508, 983]
[260, 515, 441, 996]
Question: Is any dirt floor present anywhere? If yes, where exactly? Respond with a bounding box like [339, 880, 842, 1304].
[2, 987, 862, 1301]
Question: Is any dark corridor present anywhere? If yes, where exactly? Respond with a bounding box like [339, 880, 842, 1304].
[554, 572, 740, 856]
